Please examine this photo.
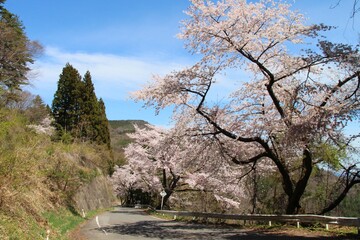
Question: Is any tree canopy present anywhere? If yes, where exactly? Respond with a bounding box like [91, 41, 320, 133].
[113, 123, 245, 210]
[52, 64, 111, 147]
[133, 0, 360, 214]
[0, 2, 42, 105]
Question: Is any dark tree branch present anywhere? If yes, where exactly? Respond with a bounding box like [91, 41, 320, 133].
[231, 152, 269, 165]
[320, 71, 360, 107]
[318, 165, 360, 215]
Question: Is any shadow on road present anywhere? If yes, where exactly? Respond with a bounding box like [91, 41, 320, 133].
[109, 210, 149, 216]
[100, 220, 358, 240]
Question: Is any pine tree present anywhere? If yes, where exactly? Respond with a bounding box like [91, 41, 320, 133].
[0, 2, 42, 106]
[51, 63, 83, 136]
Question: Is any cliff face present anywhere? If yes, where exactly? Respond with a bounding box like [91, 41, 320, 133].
[73, 175, 116, 213]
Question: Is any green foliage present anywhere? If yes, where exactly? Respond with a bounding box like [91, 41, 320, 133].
[52, 65, 111, 147]
[52, 63, 83, 134]
[335, 185, 360, 217]
[96, 98, 111, 147]
[24, 94, 49, 124]
[60, 130, 73, 144]
[254, 174, 287, 214]
[79, 71, 100, 141]
[313, 142, 346, 170]
[0, 5, 42, 106]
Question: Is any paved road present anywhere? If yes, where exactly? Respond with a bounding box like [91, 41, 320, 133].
[79, 207, 355, 240]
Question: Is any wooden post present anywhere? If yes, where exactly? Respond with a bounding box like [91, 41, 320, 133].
[297, 222, 300, 228]
[325, 224, 329, 231]
[269, 221, 272, 227]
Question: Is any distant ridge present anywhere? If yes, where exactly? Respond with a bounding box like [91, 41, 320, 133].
[108, 120, 149, 161]
[109, 120, 149, 134]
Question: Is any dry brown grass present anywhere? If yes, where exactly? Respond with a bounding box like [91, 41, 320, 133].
[0, 109, 114, 239]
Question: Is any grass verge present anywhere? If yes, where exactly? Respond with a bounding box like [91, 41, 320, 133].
[43, 207, 112, 240]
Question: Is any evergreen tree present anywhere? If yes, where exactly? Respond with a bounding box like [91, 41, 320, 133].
[24, 94, 49, 124]
[52, 65, 111, 147]
[80, 71, 100, 141]
[0, 2, 42, 106]
[51, 63, 83, 136]
[96, 98, 111, 148]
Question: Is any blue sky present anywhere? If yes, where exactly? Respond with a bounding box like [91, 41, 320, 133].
[4, 0, 359, 126]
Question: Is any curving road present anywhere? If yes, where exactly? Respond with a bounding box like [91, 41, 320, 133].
[78, 207, 355, 240]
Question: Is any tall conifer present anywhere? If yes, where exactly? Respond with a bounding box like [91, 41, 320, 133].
[80, 71, 100, 141]
[97, 98, 111, 148]
[51, 63, 83, 135]
[52, 64, 111, 147]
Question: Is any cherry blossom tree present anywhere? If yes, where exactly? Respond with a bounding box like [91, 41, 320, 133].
[116, 124, 247, 209]
[134, 0, 360, 214]
[110, 164, 157, 206]
[124, 124, 175, 208]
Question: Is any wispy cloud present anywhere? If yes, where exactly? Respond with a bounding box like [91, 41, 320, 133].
[28, 46, 247, 123]
[30, 46, 187, 103]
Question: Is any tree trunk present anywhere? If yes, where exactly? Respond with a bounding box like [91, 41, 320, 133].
[285, 148, 313, 214]
[156, 168, 181, 209]
[251, 167, 258, 214]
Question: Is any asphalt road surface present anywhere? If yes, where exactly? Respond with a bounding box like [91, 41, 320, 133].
[79, 207, 356, 240]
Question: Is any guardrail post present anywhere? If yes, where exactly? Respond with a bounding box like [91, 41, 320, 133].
[156, 210, 360, 235]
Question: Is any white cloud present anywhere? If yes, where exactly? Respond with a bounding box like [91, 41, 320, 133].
[27, 46, 246, 123]
[30, 46, 187, 103]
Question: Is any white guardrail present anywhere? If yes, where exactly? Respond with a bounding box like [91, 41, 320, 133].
[156, 210, 360, 234]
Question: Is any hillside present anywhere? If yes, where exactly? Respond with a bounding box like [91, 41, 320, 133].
[0, 109, 115, 239]
[109, 120, 149, 167]
[109, 120, 148, 133]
